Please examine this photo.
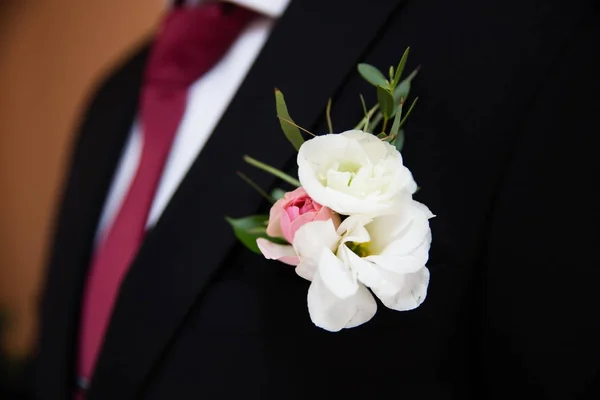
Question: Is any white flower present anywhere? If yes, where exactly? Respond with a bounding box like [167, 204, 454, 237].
[297, 130, 417, 217]
[292, 199, 433, 332]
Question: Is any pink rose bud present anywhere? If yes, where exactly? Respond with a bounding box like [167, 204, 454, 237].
[266, 187, 341, 243]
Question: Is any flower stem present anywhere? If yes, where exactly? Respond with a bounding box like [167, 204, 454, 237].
[368, 112, 383, 132]
[354, 103, 379, 131]
[276, 116, 316, 137]
[243, 155, 301, 187]
[382, 116, 389, 133]
[236, 171, 275, 204]
[326, 98, 334, 133]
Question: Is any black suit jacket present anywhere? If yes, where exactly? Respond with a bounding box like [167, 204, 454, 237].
[34, 0, 600, 398]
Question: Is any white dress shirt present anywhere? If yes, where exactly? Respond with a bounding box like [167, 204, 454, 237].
[95, 0, 290, 244]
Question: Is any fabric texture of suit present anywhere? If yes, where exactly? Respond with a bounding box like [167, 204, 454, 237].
[34, 0, 600, 398]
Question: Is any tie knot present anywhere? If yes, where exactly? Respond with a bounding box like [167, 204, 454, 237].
[144, 2, 257, 87]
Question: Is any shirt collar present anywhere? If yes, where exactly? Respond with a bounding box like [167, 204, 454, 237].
[226, 0, 290, 18]
[170, 0, 290, 18]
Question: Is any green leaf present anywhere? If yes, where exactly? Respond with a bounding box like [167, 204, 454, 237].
[377, 85, 395, 120]
[226, 215, 268, 254]
[390, 102, 403, 137]
[358, 63, 388, 88]
[393, 47, 410, 87]
[393, 66, 420, 102]
[394, 81, 410, 104]
[368, 66, 420, 133]
[275, 88, 304, 151]
[276, 116, 316, 138]
[271, 188, 287, 201]
[394, 129, 405, 152]
[226, 215, 286, 254]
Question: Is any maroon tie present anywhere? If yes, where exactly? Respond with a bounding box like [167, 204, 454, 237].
[77, 2, 256, 393]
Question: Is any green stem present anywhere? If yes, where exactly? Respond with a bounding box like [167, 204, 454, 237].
[354, 103, 379, 131]
[368, 112, 383, 132]
[397, 97, 419, 130]
[243, 155, 301, 187]
[382, 116, 389, 133]
[236, 171, 275, 204]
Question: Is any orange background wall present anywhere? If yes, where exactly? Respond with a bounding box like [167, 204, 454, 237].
[0, 0, 162, 358]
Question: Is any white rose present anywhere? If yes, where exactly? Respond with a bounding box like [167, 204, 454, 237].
[293, 199, 433, 332]
[297, 130, 417, 217]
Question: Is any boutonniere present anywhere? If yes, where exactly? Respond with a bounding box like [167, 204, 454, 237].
[227, 48, 434, 332]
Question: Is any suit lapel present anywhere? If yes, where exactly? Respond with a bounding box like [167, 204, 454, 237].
[36, 46, 148, 399]
[89, 0, 406, 398]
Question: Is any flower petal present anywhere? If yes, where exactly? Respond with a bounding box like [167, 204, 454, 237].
[307, 269, 377, 332]
[315, 206, 342, 229]
[256, 238, 299, 266]
[366, 200, 433, 275]
[339, 245, 403, 298]
[287, 211, 318, 243]
[295, 261, 315, 282]
[373, 267, 430, 311]
[318, 247, 358, 299]
[297, 130, 414, 217]
[367, 230, 432, 275]
[337, 214, 372, 244]
[266, 201, 285, 239]
[293, 219, 340, 280]
[387, 200, 433, 256]
[412, 199, 435, 219]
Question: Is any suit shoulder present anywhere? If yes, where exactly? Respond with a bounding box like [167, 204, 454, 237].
[81, 41, 150, 119]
